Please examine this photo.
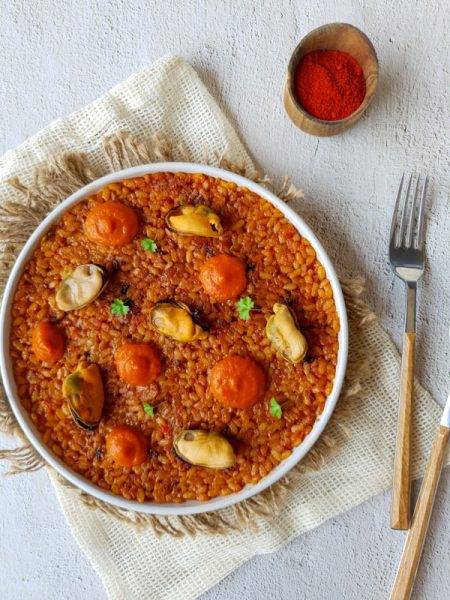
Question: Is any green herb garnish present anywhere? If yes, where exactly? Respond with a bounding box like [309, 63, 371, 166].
[270, 397, 283, 419]
[237, 296, 255, 320]
[141, 238, 158, 252]
[143, 403, 155, 417]
[111, 297, 131, 316]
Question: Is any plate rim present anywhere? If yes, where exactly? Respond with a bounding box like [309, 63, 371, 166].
[0, 162, 348, 516]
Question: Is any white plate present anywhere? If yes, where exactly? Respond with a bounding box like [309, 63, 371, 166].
[0, 163, 348, 516]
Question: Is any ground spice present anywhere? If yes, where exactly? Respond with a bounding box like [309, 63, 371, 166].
[294, 49, 366, 121]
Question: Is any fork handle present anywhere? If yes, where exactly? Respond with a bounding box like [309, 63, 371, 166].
[391, 331, 415, 530]
[390, 425, 450, 600]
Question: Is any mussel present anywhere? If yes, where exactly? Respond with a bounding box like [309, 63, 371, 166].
[165, 204, 223, 238]
[62, 361, 104, 430]
[173, 430, 236, 469]
[55, 264, 108, 311]
[266, 303, 308, 364]
[150, 301, 207, 342]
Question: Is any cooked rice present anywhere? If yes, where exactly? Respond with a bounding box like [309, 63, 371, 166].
[10, 172, 339, 503]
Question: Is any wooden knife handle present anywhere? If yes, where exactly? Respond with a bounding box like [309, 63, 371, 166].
[391, 332, 415, 530]
[391, 425, 450, 600]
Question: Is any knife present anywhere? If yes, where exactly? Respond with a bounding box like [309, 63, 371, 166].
[391, 363, 450, 599]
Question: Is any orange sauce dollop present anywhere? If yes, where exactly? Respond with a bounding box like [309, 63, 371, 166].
[85, 201, 139, 247]
[209, 355, 266, 409]
[115, 342, 162, 386]
[199, 254, 247, 301]
[106, 425, 147, 467]
[31, 322, 65, 363]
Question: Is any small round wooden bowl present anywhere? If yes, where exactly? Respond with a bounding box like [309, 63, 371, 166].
[284, 23, 379, 137]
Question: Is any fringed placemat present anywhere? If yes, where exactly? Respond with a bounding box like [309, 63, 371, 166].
[0, 56, 443, 600]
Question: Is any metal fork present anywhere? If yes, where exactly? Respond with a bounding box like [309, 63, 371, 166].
[389, 174, 429, 530]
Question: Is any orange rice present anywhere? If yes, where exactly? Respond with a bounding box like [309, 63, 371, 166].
[10, 173, 339, 503]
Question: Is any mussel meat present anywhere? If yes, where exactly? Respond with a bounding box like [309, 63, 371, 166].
[266, 303, 308, 363]
[55, 264, 108, 311]
[165, 204, 223, 237]
[173, 430, 236, 469]
[150, 301, 207, 342]
[62, 361, 104, 430]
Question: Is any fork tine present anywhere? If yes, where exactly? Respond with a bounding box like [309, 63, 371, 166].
[406, 176, 420, 248]
[390, 174, 405, 244]
[416, 175, 429, 248]
[398, 175, 413, 247]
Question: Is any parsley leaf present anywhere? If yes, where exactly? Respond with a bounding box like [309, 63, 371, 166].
[111, 298, 131, 316]
[270, 397, 283, 419]
[141, 238, 158, 252]
[143, 403, 155, 417]
[237, 296, 255, 320]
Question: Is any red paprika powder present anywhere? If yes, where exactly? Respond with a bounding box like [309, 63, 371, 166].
[294, 49, 366, 121]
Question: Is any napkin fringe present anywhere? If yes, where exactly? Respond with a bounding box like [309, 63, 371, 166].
[0, 130, 375, 537]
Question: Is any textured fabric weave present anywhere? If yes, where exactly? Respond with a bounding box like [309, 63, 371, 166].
[0, 55, 443, 600]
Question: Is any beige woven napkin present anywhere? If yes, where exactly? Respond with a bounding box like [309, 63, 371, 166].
[0, 55, 444, 600]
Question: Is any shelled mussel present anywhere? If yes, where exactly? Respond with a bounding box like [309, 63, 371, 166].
[165, 204, 223, 238]
[173, 430, 236, 469]
[266, 303, 308, 363]
[150, 301, 207, 342]
[55, 264, 108, 311]
[62, 361, 104, 430]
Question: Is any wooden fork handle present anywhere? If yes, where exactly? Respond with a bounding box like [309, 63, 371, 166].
[391, 332, 415, 530]
[391, 425, 450, 600]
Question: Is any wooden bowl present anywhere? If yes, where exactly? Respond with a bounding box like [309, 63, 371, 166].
[284, 23, 379, 136]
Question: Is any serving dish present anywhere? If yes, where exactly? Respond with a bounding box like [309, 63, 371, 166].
[0, 163, 348, 516]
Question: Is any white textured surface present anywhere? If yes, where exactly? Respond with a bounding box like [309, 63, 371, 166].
[1, 1, 449, 599]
